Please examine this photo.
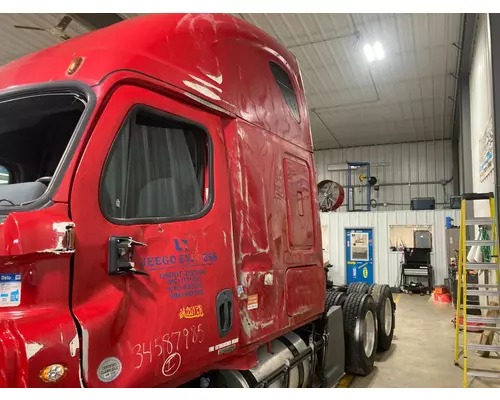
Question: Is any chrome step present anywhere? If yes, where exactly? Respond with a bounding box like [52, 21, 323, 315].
[467, 284, 499, 289]
[466, 290, 500, 296]
[467, 344, 500, 352]
[466, 263, 499, 270]
[466, 218, 495, 226]
[466, 240, 496, 246]
[467, 369, 500, 379]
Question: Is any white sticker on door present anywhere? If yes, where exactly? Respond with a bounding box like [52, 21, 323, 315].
[0, 274, 21, 307]
[97, 357, 122, 383]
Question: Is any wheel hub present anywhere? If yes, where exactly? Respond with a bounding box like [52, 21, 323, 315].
[363, 310, 376, 357]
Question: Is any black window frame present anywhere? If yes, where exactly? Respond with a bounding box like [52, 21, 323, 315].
[269, 61, 301, 123]
[0, 81, 96, 215]
[99, 104, 214, 226]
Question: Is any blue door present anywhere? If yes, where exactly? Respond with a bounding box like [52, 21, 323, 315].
[346, 228, 374, 285]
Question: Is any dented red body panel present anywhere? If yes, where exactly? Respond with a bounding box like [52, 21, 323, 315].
[0, 204, 80, 387]
[0, 13, 324, 387]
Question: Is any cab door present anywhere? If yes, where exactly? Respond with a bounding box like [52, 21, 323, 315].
[70, 85, 238, 387]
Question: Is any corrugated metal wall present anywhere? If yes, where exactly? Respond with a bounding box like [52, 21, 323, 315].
[314, 141, 454, 211]
[470, 14, 494, 218]
[320, 209, 460, 287]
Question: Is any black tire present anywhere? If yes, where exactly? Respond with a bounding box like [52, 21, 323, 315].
[331, 284, 348, 292]
[343, 293, 378, 376]
[368, 284, 395, 352]
[347, 282, 369, 295]
[325, 289, 347, 312]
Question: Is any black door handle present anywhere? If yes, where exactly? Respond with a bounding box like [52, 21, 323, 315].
[216, 289, 233, 338]
[223, 302, 230, 332]
[108, 236, 149, 276]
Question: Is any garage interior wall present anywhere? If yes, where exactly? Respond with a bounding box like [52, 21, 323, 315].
[469, 14, 495, 217]
[314, 141, 454, 211]
[320, 209, 460, 287]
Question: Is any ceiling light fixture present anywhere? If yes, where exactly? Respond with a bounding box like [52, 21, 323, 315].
[363, 42, 385, 62]
[363, 44, 375, 62]
[373, 42, 385, 60]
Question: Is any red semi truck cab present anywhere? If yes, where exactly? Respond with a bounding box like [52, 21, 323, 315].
[0, 13, 328, 387]
[0, 13, 395, 388]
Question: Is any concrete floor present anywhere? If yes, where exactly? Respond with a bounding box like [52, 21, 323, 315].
[351, 293, 500, 388]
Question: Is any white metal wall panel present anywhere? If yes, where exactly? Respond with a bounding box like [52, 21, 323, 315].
[320, 209, 460, 287]
[470, 14, 494, 218]
[314, 141, 454, 211]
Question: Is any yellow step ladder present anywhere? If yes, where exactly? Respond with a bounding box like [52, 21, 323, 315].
[454, 192, 500, 387]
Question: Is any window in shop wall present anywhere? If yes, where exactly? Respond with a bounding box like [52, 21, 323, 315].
[389, 225, 432, 251]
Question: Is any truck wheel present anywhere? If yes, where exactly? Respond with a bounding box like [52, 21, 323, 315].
[368, 284, 395, 352]
[343, 293, 378, 376]
[347, 282, 369, 295]
[325, 289, 347, 311]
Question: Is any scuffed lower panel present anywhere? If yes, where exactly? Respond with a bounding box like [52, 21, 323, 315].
[285, 266, 325, 317]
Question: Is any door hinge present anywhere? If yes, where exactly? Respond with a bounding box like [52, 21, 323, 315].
[64, 224, 75, 252]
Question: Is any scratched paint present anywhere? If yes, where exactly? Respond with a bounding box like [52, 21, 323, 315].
[188, 74, 222, 93]
[25, 342, 43, 359]
[36, 222, 75, 254]
[69, 333, 80, 357]
[183, 81, 221, 101]
[81, 328, 90, 382]
[205, 73, 223, 84]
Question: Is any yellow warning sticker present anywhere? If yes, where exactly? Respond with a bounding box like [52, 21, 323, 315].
[247, 294, 258, 310]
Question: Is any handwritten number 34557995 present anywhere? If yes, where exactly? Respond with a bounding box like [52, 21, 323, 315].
[133, 324, 204, 369]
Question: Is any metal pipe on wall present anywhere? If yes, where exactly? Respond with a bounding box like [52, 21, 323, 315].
[335, 202, 449, 207]
[340, 177, 453, 189]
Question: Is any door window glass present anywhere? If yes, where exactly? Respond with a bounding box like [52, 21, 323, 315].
[101, 107, 209, 221]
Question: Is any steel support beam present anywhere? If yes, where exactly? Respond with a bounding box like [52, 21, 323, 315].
[489, 14, 500, 227]
[459, 14, 477, 79]
[459, 79, 473, 196]
[454, 14, 477, 227]
[452, 124, 460, 195]
[451, 14, 476, 198]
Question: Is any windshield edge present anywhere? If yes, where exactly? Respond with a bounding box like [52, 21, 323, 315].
[0, 81, 96, 215]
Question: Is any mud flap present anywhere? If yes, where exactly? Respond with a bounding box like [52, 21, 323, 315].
[321, 305, 345, 387]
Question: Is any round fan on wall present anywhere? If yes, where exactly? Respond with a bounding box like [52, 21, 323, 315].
[318, 180, 345, 212]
